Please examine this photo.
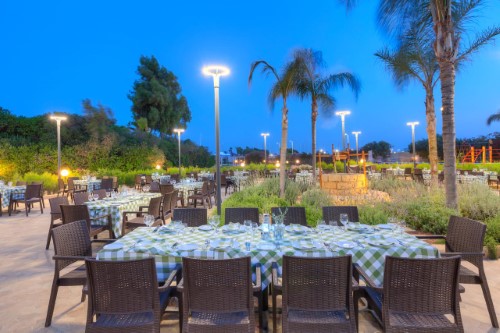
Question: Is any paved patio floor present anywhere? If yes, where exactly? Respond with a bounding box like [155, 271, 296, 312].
[0, 196, 499, 332]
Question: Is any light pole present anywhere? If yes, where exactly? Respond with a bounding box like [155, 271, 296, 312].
[173, 128, 185, 178]
[335, 110, 351, 151]
[407, 121, 419, 168]
[203, 65, 230, 215]
[352, 131, 361, 162]
[261, 133, 269, 169]
[49, 115, 67, 180]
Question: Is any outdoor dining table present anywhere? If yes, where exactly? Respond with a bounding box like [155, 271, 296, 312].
[0, 185, 26, 211]
[295, 172, 314, 184]
[74, 179, 102, 192]
[198, 172, 214, 180]
[97, 223, 439, 289]
[174, 181, 203, 199]
[386, 168, 404, 176]
[457, 174, 488, 185]
[86, 192, 161, 237]
[227, 175, 248, 189]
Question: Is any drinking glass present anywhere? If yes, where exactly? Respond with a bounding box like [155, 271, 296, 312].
[388, 217, 398, 231]
[208, 217, 219, 234]
[93, 193, 99, 201]
[398, 220, 407, 235]
[339, 214, 349, 229]
[144, 215, 155, 231]
[252, 222, 259, 238]
[244, 220, 252, 236]
[88, 193, 94, 202]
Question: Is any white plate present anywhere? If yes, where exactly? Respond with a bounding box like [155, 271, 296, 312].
[336, 241, 357, 249]
[177, 243, 198, 251]
[198, 225, 213, 231]
[103, 242, 123, 250]
[377, 224, 395, 230]
[256, 243, 276, 250]
[211, 238, 235, 249]
[285, 224, 309, 234]
[292, 241, 322, 250]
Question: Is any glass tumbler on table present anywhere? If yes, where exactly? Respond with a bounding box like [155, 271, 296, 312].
[339, 214, 349, 230]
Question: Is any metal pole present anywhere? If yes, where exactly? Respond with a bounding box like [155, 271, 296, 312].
[56, 120, 61, 180]
[264, 136, 267, 168]
[341, 115, 346, 151]
[412, 125, 416, 169]
[355, 135, 359, 163]
[178, 132, 182, 178]
[214, 75, 222, 215]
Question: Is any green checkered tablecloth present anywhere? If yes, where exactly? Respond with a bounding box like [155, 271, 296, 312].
[74, 180, 102, 192]
[174, 182, 203, 199]
[97, 225, 438, 288]
[0, 186, 26, 209]
[87, 193, 162, 237]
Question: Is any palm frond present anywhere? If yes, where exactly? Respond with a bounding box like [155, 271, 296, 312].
[453, 0, 485, 35]
[375, 48, 422, 87]
[456, 26, 500, 64]
[248, 60, 280, 88]
[316, 93, 336, 114]
[487, 111, 500, 126]
[320, 72, 361, 100]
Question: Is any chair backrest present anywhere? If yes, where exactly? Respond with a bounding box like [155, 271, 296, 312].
[147, 196, 163, 218]
[170, 174, 180, 183]
[172, 208, 207, 227]
[381, 168, 387, 174]
[58, 178, 66, 191]
[208, 180, 215, 193]
[282, 255, 353, 312]
[160, 184, 174, 195]
[60, 204, 91, 226]
[145, 175, 153, 184]
[225, 207, 259, 224]
[49, 196, 69, 215]
[67, 178, 76, 190]
[382, 256, 462, 329]
[73, 192, 88, 205]
[322, 206, 359, 224]
[100, 178, 113, 191]
[446, 215, 486, 254]
[16, 181, 27, 186]
[24, 184, 41, 200]
[220, 174, 227, 186]
[271, 207, 307, 226]
[404, 167, 412, 175]
[170, 189, 179, 209]
[112, 176, 118, 189]
[93, 189, 107, 200]
[201, 181, 209, 195]
[162, 191, 173, 214]
[85, 258, 160, 327]
[149, 181, 160, 193]
[413, 168, 423, 175]
[52, 220, 92, 271]
[182, 257, 253, 315]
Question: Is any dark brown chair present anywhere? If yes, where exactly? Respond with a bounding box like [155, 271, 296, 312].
[46, 196, 69, 249]
[149, 181, 160, 193]
[170, 189, 179, 210]
[112, 176, 118, 191]
[178, 257, 260, 332]
[134, 174, 145, 190]
[9, 184, 43, 216]
[413, 168, 425, 183]
[160, 191, 174, 221]
[16, 180, 27, 186]
[31, 181, 46, 207]
[417, 216, 499, 328]
[172, 208, 207, 227]
[67, 178, 85, 200]
[225, 207, 259, 224]
[121, 196, 163, 236]
[92, 189, 107, 200]
[45, 220, 113, 327]
[322, 206, 359, 225]
[271, 207, 307, 226]
[403, 167, 413, 180]
[208, 180, 216, 206]
[160, 184, 174, 195]
[84, 258, 179, 333]
[100, 178, 113, 191]
[488, 173, 499, 189]
[57, 178, 67, 197]
[273, 255, 356, 332]
[187, 181, 211, 208]
[353, 256, 463, 332]
[60, 204, 114, 239]
[73, 191, 89, 205]
[170, 173, 180, 183]
[145, 175, 153, 185]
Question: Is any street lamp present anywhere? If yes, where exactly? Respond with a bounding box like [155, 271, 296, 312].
[335, 110, 351, 150]
[203, 65, 230, 215]
[352, 131, 361, 162]
[173, 128, 185, 178]
[407, 121, 419, 168]
[49, 114, 67, 180]
[261, 133, 270, 169]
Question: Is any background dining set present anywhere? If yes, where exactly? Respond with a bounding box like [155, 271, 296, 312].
[43, 197, 498, 332]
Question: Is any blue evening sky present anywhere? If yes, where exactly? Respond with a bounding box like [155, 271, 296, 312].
[1, 1, 499, 154]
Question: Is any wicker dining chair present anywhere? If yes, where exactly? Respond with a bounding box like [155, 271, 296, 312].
[271, 207, 307, 226]
[73, 191, 89, 205]
[160, 184, 174, 195]
[84, 258, 180, 333]
[353, 256, 463, 332]
[9, 184, 43, 216]
[417, 215, 498, 328]
[121, 196, 163, 236]
[15, 180, 27, 186]
[208, 180, 216, 206]
[170, 174, 180, 183]
[149, 181, 161, 193]
[57, 178, 67, 197]
[172, 208, 207, 227]
[413, 168, 425, 184]
[160, 191, 174, 221]
[93, 189, 107, 200]
[99, 178, 113, 192]
[45, 220, 114, 327]
[67, 178, 85, 200]
[60, 204, 114, 239]
[273, 255, 356, 333]
[322, 206, 359, 225]
[225, 207, 259, 224]
[46, 196, 69, 249]
[170, 189, 179, 210]
[178, 257, 261, 332]
[187, 181, 211, 208]
[31, 181, 46, 208]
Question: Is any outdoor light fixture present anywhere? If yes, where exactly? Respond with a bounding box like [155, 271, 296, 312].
[352, 131, 361, 162]
[295, 159, 300, 164]
[173, 128, 185, 178]
[49, 114, 67, 180]
[407, 122, 419, 168]
[335, 110, 351, 151]
[240, 162, 245, 167]
[203, 65, 230, 215]
[155, 164, 161, 170]
[61, 169, 69, 177]
[261, 133, 270, 169]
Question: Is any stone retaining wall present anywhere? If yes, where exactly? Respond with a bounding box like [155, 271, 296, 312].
[321, 173, 367, 196]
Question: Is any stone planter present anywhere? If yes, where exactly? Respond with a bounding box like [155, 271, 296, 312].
[321, 173, 367, 196]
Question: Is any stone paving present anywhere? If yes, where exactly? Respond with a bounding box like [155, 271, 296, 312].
[0, 196, 499, 332]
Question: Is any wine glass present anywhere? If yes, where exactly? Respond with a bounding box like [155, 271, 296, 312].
[244, 220, 252, 236]
[88, 193, 94, 202]
[208, 217, 218, 234]
[398, 219, 407, 235]
[339, 214, 349, 229]
[93, 193, 99, 201]
[251, 222, 259, 238]
[144, 215, 155, 231]
[388, 217, 398, 231]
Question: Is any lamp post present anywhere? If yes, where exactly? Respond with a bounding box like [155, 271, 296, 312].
[203, 65, 230, 215]
[49, 115, 67, 180]
[335, 110, 351, 151]
[352, 131, 361, 162]
[261, 133, 269, 169]
[173, 128, 185, 178]
[407, 121, 419, 168]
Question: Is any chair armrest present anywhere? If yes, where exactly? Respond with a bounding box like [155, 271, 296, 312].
[271, 262, 282, 291]
[53, 255, 91, 261]
[158, 267, 181, 292]
[253, 263, 262, 292]
[415, 235, 446, 240]
[353, 263, 383, 292]
[91, 239, 115, 244]
[441, 252, 483, 265]
[352, 277, 359, 291]
[176, 279, 184, 293]
[138, 206, 148, 212]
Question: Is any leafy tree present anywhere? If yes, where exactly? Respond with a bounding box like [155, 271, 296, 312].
[487, 110, 500, 126]
[128, 55, 191, 135]
[249, 59, 297, 197]
[235, 146, 263, 155]
[411, 135, 444, 160]
[82, 99, 116, 140]
[291, 48, 360, 179]
[362, 141, 392, 159]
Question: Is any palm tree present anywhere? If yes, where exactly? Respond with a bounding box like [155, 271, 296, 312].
[487, 110, 500, 125]
[291, 49, 360, 180]
[248, 60, 297, 197]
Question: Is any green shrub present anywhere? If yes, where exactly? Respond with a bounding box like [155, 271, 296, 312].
[359, 204, 390, 225]
[21, 172, 59, 193]
[458, 183, 500, 221]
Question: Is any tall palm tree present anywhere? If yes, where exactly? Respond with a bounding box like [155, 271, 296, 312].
[291, 49, 360, 179]
[248, 60, 297, 197]
[343, 0, 500, 209]
[487, 110, 500, 125]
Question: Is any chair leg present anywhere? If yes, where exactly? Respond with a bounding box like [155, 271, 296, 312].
[46, 226, 53, 250]
[479, 275, 499, 328]
[45, 280, 59, 327]
[272, 291, 277, 333]
[257, 292, 263, 329]
[40, 200, 44, 214]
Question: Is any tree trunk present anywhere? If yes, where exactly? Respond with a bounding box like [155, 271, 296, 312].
[311, 99, 318, 180]
[279, 104, 288, 198]
[425, 87, 439, 182]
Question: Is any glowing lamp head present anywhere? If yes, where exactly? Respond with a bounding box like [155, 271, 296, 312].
[240, 162, 245, 167]
[50, 114, 67, 122]
[156, 164, 161, 170]
[202, 65, 230, 77]
[295, 159, 300, 164]
[335, 110, 351, 117]
[61, 169, 69, 177]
